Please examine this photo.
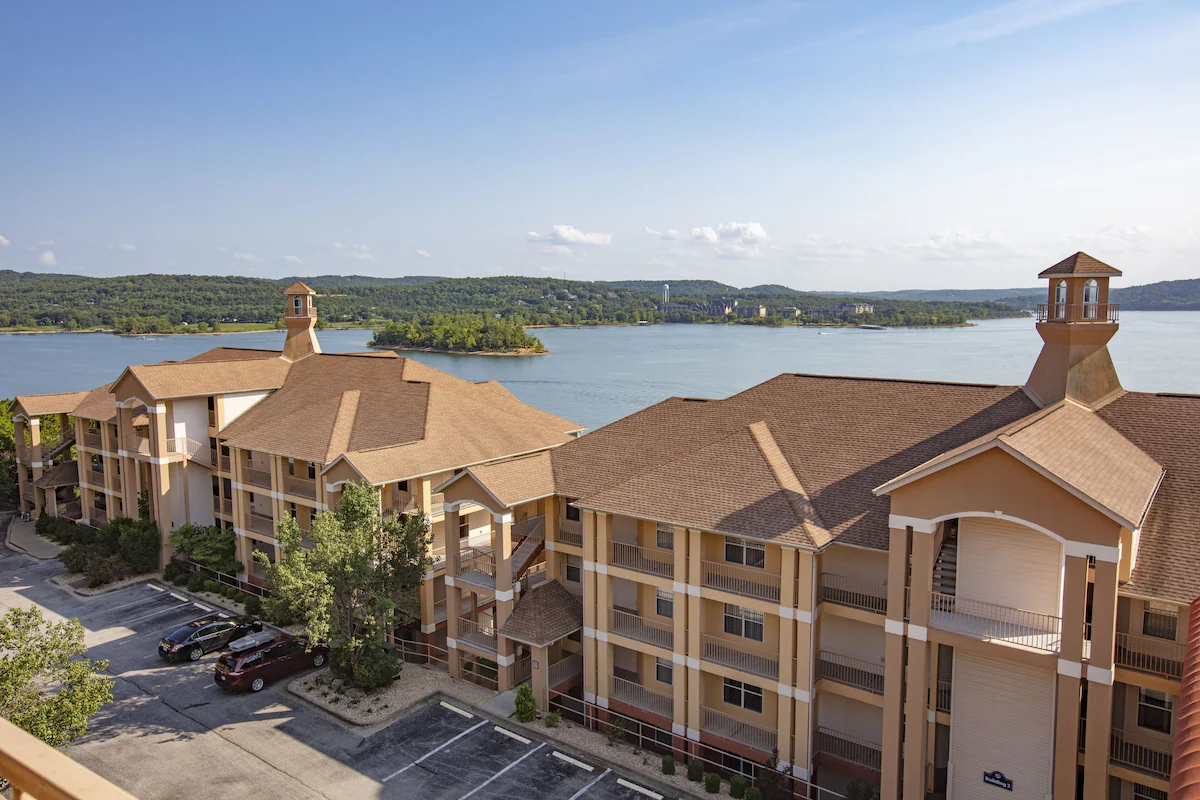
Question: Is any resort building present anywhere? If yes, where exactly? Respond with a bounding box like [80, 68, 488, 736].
[10, 255, 1200, 799]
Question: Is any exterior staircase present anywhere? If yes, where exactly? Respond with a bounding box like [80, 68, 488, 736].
[932, 539, 958, 597]
[510, 516, 545, 581]
[44, 434, 76, 462]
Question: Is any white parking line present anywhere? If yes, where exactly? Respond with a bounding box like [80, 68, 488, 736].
[168, 593, 188, 602]
[193, 603, 212, 612]
[493, 726, 530, 744]
[617, 778, 662, 799]
[440, 701, 473, 718]
[147, 584, 165, 592]
[381, 719, 489, 782]
[458, 742, 546, 799]
[553, 751, 594, 772]
[123, 603, 199, 626]
[567, 768, 612, 800]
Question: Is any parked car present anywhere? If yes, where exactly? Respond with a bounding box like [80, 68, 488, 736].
[158, 614, 263, 662]
[213, 632, 330, 693]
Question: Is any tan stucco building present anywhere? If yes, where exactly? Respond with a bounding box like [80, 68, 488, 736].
[10, 256, 1197, 800]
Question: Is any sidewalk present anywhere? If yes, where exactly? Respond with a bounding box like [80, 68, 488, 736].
[5, 517, 66, 560]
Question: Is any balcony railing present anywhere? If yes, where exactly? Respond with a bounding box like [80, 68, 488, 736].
[702, 634, 779, 680]
[702, 706, 777, 754]
[458, 617, 498, 652]
[549, 652, 584, 688]
[612, 677, 673, 719]
[429, 545, 447, 569]
[818, 572, 888, 615]
[458, 548, 497, 579]
[88, 467, 106, 486]
[212, 496, 232, 517]
[130, 437, 151, 456]
[60, 500, 82, 520]
[1110, 727, 1172, 780]
[167, 436, 213, 467]
[220, 454, 231, 472]
[611, 608, 674, 650]
[817, 651, 885, 695]
[610, 541, 674, 578]
[432, 595, 473, 624]
[284, 475, 317, 499]
[930, 592, 1061, 653]
[1036, 303, 1119, 323]
[83, 430, 103, 449]
[244, 467, 273, 490]
[1115, 632, 1184, 681]
[815, 727, 883, 772]
[0, 716, 138, 800]
[558, 518, 583, 547]
[208, 408, 217, 427]
[936, 679, 952, 713]
[701, 560, 781, 603]
[90, 507, 108, 526]
[247, 511, 275, 536]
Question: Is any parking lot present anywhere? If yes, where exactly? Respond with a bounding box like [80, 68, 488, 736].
[0, 547, 675, 800]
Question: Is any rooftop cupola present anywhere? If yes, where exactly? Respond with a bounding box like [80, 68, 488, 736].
[1025, 252, 1123, 408]
[282, 281, 321, 360]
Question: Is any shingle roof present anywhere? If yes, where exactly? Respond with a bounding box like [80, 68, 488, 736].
[33, 459, 79, 489]
[72, 384, 119, 424]
[1038, 251, 1122, 278]
[183, 347, 284, 364]
[499, 580, 583, 646]
[446, 452, 557, 507]
[10, 391, 90, 418]
[119, 357, 292, 400]
[284, 281, 315, 294]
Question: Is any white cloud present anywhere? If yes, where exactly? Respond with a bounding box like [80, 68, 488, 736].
[331, 242, 345, 250]
[233, 251, 262, 262]
[0, 235, 9, 247]
[345, 243, 375, 261]
[216, 246, 230, 254]
[284, 255, 305, 264]
[107, 243, 135, 251]
[527, 225, 612, 246]
[908, 230, 1018, 261]
[691, 221, 770, 258]
[795, 235, 868, 262]
[39, 239, 56, 246]
[541, 244, 574, 257]
[38, 251, 57, 267]
[644, 227, 679, 241]
[917, 0, 1141, 49]
[691, 226, 720, 244]
[415, 249, 431, 258]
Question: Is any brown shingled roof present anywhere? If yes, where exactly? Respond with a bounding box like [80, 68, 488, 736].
[10, 391, 90, 418]
[499, 580, 583, 646]
[442, 452, 557, 508]
[183, 347, 284, 364]
[33, 459, 79, 489]
[119, 358, 292, 399]
[72, 384, 119, 424]
[284, 281, 315, 294]
[1038, 251, 1122, 278]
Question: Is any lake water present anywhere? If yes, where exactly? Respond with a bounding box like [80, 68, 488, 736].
[2, 312, 1198, 431]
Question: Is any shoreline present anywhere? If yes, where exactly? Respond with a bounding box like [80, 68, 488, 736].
[368, 344, 550, 357]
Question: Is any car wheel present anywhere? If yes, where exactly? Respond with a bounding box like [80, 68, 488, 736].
[188, 646, 203, 662]
[312, 653, 326, 668]
[250, 677, 265, 693]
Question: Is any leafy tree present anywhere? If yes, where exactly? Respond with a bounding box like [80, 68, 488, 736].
[169, 523, 241, 575]
[0, 606, 114, 746]
[257, 481, 431, 681]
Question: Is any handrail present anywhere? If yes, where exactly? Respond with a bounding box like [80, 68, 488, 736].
[458, 617, 498, 651]
[701, 559, 781, 602]
[247, 510, 275, 535]
[284, 475, 317, 499]
[1115, 631, 1184, 680]
[549, 652, 584, 687]
[815, 726, 883, 772]
[166, 436, 211, 466]
[244, 467, 273, 490]
[818, 572, 888, 614]
[817, 650, 885, 695]
[701, 633, 779, 680]
[610, 608, 674, 650]
[612, 677, 673, 718]
[936, 679, 952, 712]
[1036, 302, 1119, 323]
[1111, 727, 1172, 779]
[458, 547, 497, 578]
[702, 706, 777, 754]
[0, 716, 138, 800]
[609, 541, 674, 578]
[930, 591, 1061, 653]
[558, 518, 583, 546]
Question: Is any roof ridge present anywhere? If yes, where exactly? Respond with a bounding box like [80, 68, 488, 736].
[748, 421, 830, 541]
[785, 373, 1007, 389]
[324, 390, 361, 463]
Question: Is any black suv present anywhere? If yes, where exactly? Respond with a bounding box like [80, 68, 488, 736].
[159, 614, 262, 662]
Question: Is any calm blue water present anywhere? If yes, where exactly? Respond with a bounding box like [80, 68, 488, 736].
[1, 313, 1197, 431]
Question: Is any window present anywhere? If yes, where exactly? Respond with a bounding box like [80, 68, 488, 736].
[309, 507, 316, 526]
[293, 296, 302, 315]
[307, 463, 316, 480]
[565, 503, 581, 523]
[207, 396, 215, 411]
[247, 492, 254, 503]
[724, 537, 765, 569]
[1138, 689, 1173, 734]
[212, 476, 220, 497]
[289, 502, 297, 518]
[397, 480, 409, 492]
[655, 657, 673, 685]
[656, 588, 674, 619]
[722, 678, 763, 713]
[246, 450, 253, 464]
[565, 555, 582, 583]
[723, 604, 765, 642]
[1133, 784, 1168, 800]
[1143, 604, 1178, 641]
[656, 523, 674, 550]
[458, 516, 470, 540]
[1054, 279, 1067, 309]
[288, 458, 295, 476]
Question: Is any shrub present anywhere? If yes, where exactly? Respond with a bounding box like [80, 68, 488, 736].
[661, 756, 675, 775]
[704, 773, 720, 794]
[332, 642, 399, 691]
[243, 595, 263, 616]
[544, 712, 561, 729]
[845, 779, 880, 800]
[223, 585, 239, 600]
[58, 543, 95, 574]
[35, 510, 51, 535]
[514, 683, 537, 723]
[85, 553, 130, 588]
[169, 523, 241, 575]
[163, 558, 187, 582]
[731, 775, 747, 798]
[187, 573, 206, 593]
[688, 760, 704, 782]
[203, 579, 221, 594]
[745, 788, 763, 800]
[117, 519, 160, 573]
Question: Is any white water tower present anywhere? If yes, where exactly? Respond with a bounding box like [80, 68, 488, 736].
[663, 283, 670, 306]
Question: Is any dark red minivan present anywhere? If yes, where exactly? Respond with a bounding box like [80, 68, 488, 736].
[213, 632, 330, 693]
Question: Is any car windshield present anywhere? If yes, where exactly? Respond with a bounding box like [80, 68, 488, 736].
[166, 627, 195, 643]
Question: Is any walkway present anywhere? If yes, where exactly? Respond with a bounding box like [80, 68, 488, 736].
[4, 517, 65, 560]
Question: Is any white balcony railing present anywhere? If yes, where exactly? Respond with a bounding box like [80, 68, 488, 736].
[458, 548, 497, 579]
[612, 677, 673, 719]
[458, 617, 498, 652]
[1110, 727, 1172, 780]
[818, 572, 888, 615]
[609, 541, 674, 578]
[936, 679, 952, 713]
[702, 707, 777, 754]
[611, 609, 674, 650]
[1115, 632, 1184, 681]
[701, 560, 781, 602]
[817, 651, 885, 696]
[930, 592, 1061, 653]
[814, 727, 883, 772]
[701, 634, 779, 680]
[549, 652, 584, 687]
[167, 436, 211, 466]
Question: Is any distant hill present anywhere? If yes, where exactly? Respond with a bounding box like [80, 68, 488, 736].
[600, 279, 739, 295]
[813, 287, 1044, 302]
[743, 284, 802, 295]
[275, 275, 444, 288]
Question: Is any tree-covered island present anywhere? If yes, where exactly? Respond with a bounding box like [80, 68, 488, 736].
[369, 314, 548, 355]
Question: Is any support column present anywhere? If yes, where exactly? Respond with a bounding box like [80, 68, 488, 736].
[902, 529, 935, 800]
[672, 525, 688, 743]
[1053, 555, 1088, 800]
[29, 418, 43, 515]
[445, 505, 463, 677]
[14, 418, 31, 513]
[594, 512, 612, 706]
[494, 511, 516, 690]
[686, 528, 703, 748]
[776, 548, 797, 771]
[881, 525, 910, 800]
[532, 644, 550, 712]
[419, 570, 436, 635]
[149, 404, 172, 563]
[925, 644, 939, 785]
[793, 551, 815, 781]
[1083, 558, 1119, 797]
[582, 510, 599, 710]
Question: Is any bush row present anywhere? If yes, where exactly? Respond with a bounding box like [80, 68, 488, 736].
[162, 561, 264, 615]
[49, 514, 160, 588]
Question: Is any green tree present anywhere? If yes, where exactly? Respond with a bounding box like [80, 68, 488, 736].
[257, 481, 431, 680]
[0, 607, 113, 746]
[169, 523, 241, 575]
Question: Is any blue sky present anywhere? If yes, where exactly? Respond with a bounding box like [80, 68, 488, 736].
[1, 0, 1198, 290]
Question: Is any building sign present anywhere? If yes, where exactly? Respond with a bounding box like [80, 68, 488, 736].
[983, 771, 1013, 791]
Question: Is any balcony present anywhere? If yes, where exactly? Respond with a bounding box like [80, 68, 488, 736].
[429, 545, 447, 569]
[247, 511, 275, 536]
[0, 716, 137, 800]
[814, 727, 883, 773]
[129, 436, 151, 457]
[213, 496, 232, 517]
[167, 437, 212, 467]
[817, 651, 885, 696]
[612, 677, 673, 719]
[558, 518, 583, 547]
[611, 608, 674, 650]
[220, 454, 231, 472]
[90, 507, 108, 527]
[701, 634, 779, 680]
[701, 560, 781, 603]
[458, 617, 498, 652]
[549, 652, 584, 688]
[1115, 632, 1184, 681]
[1036, 302, 1119, 323]
[432, 595, 474, 624]
[702, 706, 777, 754]
[208, 408, 217, 427]
[88, 467, 106, 486]
[609, 541, 673, 579]
[1110, 727, 1172, 781]
[936, 679, 952, 713]
[83, 430, 103, 449]
[284, 475, 317, 499]
[244, 467, 273, 490]
[930, 592, 1061, 653]
[60, 500, 82, 520]
[457, 548, 497, 590]
[818, 572, 888, 615]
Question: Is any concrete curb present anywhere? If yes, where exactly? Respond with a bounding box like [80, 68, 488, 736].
[49, 570, 162, 596]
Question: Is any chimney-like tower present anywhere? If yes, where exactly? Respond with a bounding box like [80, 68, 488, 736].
[282, 281, 321, 361]
[1024, 252, 1122, 408]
